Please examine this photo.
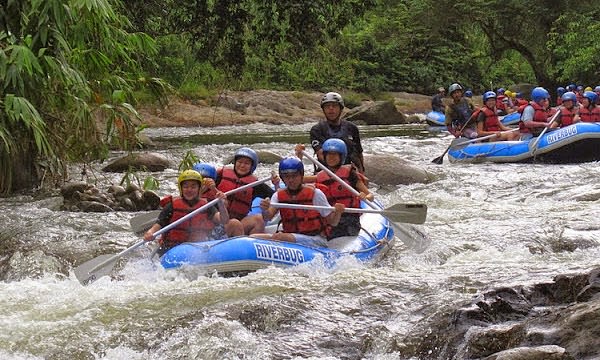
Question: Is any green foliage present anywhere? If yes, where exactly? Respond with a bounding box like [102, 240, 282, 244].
[179, 150, 201, 172]
[0, 0, 166, 193]
[119, 167, 159, 191]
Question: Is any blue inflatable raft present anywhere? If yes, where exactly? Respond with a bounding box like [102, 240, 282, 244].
[160, 202, 396, 274]
[425, 111, 445, 127]
[448, 122, 600, 164]
[499, 112, 520, 126]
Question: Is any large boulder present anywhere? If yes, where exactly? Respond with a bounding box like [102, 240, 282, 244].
[364, 154, 434, 185]
[343, 100, 407, 125]
[102, 152, 172, 172]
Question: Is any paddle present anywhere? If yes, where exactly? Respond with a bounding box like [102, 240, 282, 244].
[449, 128, 520, 150]
[74, 176, 272, 285]
[432, 115, 477, 164]
[299, 150, 428, 248]
[530, 110, 560, 156]
[130, 210, 161, 234]
[270, 203, 427, 224]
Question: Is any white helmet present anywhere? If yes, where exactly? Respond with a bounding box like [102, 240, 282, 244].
[320, 92, 344, 109]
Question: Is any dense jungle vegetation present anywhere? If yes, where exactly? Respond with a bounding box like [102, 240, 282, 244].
[1, 0, 599, 194]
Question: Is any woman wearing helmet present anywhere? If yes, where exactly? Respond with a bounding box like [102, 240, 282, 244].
[215, 147, 278, 235]
[551, 92, 580, 128]
[518, 87, 555, 139]
[578, 91, 600, 122]
[143, 170, 230, 256]
[474, 91, 519, 141]
[295, 139, 373, 239]
[444, 83, 477, 139]
[310, 91, 365, 173]
[255, 157, 344, 247]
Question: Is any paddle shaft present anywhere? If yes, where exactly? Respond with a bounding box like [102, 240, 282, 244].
[300, 150, 381, 209]
[530, 109, 560, 154]
[85, 176, 272, 275]
[272, 203, 403, 216]
[455, 127, 520, 147]
[432, 115, 476, 164]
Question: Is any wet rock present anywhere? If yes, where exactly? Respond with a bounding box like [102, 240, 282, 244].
[363, 154, 434, 185]
[483, 345, 571, 360]
[61, 181, 161, 212]
[344, 100, 407, 125]
[406, 268, 600, 360]
[224, 150, 282, 165]
[102, 152, 172, 172]
[79, 201, 114, 212]
[60, 182, 93, 198]
[3, 250, 64, 281]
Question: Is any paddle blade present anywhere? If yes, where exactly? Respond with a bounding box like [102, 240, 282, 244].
[383, 203, 427, 224]
[129, 210, 160, 234]
[74, 254, 118, 285]
[431, 154, 444, 164]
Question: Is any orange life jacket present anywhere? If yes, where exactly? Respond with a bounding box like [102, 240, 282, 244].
[277, 186, 325, 236]
[162, 197, 215, 249]
[216, 167, 257, 220]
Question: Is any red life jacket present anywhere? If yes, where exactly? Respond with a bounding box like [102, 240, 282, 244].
[162, 197, 215, 248]
[277, 186, 325, 236]
[579, 106, 600, 122]
[480, 106, 501, 132]
[556, 97, 563, 106]
[496, 95, 506, 111]
[558, 106, 576, 127]
[216, 167, 257, 220]
[515, 99, 528, 107]
[518, 102, 549, 134]
[315, 165, 361, 210]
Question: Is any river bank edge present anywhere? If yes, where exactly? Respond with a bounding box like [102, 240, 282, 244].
[138, 90, 434, 128]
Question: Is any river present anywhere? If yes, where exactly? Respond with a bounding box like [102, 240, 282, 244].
[1, 123, 599, 359]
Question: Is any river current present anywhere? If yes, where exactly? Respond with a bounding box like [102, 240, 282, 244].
[1, 123, 599, 359]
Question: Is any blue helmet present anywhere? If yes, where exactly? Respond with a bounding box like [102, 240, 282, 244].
[560, 91, 577, 103]
[192, 162, 217, 180]
[531, 87, 550, 103]
[594, 86, 600, 93]
[278, 157, 304, 176]
[322, 138, 347, 164]
[567, 84, 576, 92]
[234, 147, 258, 173]
[583, 91, 598, 105]
[557, 87, 565, 96]
[516, 92, 523, 99]
[497, 88, 505, 95]
[482, 91, 496, 103]
[464, 90, 473, 97]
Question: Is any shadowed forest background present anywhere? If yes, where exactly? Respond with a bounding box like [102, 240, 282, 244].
[1, 0, 599, 194]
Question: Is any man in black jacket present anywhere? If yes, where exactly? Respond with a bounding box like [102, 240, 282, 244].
[309, 92, 365, 173]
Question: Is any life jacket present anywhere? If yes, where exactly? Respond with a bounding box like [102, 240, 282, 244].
[518, 102, 549, 134]
[216, 167, 257, 220]
[479, 106, 501, 132]
[579, 106, 600, 123]
[315, 165, 361, 210]
[161, 197, 215, 249]
[515, 98, 528, 107]
[496, 95, 507, 112]
[277, 185, 325, 236]
[558, 106, 577, 127]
